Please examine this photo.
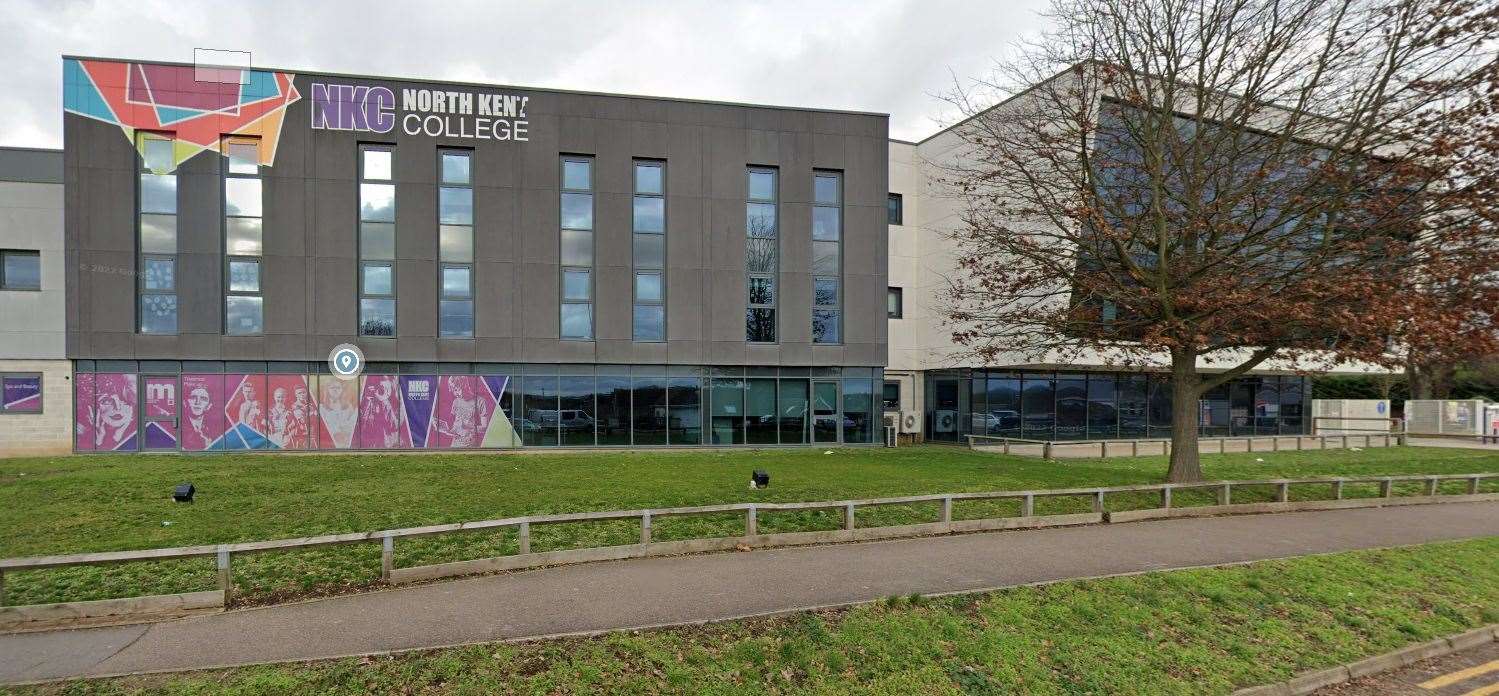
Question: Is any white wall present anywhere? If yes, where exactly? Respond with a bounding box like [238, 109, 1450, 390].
[0, 150, 70, 457]
[0, 179, 64, 358]
[884, 81, 1398, 378]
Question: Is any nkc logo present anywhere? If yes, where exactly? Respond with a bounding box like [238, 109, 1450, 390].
[310, 83, 396, 133]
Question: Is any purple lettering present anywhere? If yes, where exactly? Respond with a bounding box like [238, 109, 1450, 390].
[335, 85, 357, 130]
[349, 86, 370, 130]
[310, 83, 337, 130]
[368, 87, 396, 133]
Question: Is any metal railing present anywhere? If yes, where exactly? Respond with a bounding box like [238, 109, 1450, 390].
[2, 472, 1494, 623]
[966, 432, 1406, 458]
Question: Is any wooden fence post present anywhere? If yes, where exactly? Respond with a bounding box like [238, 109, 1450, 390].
[217, 548, 233, 606]
[381, 535, 393, 581]
[746, 506, 758, 536]
[1042, 442, 1053, 460]
[1219, 484, 1231, 506]
[1, 569, 6, 607]
[1425, 478, 1438, 496]
[1380, 479, 1393, 498]
[941, 497, 953, 524]
[1021, 494, 1034, 517]
[1469, 476, 1481, 495]
[845, 503, 856, 530]
[1161, 486, 1172, 509]
[1131, 440, 1139, 457]
[1276, 482, 1289, 503]
[1332, 480, 1344, 500]
[1092, 490, 1105, 513]
[640, 511, 652, 545]
[518, 521, 531, 555]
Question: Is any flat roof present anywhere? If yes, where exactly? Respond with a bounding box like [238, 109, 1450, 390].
[0, 146, 62, 184]
[63, 55, 891, 119]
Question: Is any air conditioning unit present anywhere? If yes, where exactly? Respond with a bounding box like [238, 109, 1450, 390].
[901, 411, 922, 434]
[882, 412, 899, 431]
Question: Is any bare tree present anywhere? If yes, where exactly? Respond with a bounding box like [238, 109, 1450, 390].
[937, 0, 1498, 481]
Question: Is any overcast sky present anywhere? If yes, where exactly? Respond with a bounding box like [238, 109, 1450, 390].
[0, 0, 1052, 148]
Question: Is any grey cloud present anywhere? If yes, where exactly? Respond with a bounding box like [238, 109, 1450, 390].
[0, 0, 1049, 148]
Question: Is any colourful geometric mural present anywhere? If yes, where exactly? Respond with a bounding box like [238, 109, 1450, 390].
[63, 58, 300, 173]
[76, 372, 521, 452]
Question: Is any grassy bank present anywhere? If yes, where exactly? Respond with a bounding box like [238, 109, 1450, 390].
[9, 538, 1498, 695]
[2, 445, 1496, 606]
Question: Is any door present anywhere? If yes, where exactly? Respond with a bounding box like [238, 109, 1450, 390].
[813, 380, 840, 443]
[141, 375, 180, 451]
[931, 379, 960, 442]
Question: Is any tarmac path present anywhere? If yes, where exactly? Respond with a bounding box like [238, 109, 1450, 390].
[2, 502, 1495, 685]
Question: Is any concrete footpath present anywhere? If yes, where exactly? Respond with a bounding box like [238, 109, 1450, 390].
[3, 502, 1497, 685]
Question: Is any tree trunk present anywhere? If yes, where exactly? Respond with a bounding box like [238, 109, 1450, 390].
[1407, 360, 1433, 400]
[1167, 349, 1204, 482]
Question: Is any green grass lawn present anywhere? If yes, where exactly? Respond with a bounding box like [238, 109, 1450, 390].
[2, 445, 1496, 607]
[9, 537, 1498, 695]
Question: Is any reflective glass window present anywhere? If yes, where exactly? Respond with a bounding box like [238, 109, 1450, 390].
[631, 376, 667, 446]
[668, 377, 702, 445]
[596, 376, 632, 445]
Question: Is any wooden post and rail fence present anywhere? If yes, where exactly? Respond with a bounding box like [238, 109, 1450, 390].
[966, 430, 1407, 459]
[0, 472, 1493, 629]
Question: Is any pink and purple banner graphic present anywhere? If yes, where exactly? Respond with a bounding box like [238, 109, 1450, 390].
[74, 373, 519, 452]
[142, 376, 179, 450]
[1, 376, 41, 413]
[74, 373, 138, 452]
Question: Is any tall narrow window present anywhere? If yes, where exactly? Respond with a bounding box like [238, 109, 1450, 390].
[438, 149, 474, 338]
[223, 136, 263, 335]
[633, 160, 665, 341]
[746, 167, 778, 342]
[887, 193, 903, 225]
[138, 132, 177, 334]
[560, 155, 594, 340]
[812, 170, 842, 343]
[887, 287, 903, 319]
[359, 145, 396, 336]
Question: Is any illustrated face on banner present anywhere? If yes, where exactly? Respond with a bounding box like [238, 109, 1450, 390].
[92, 373, 138, 451]
[431, 375, 497, 449]
[223, 374, 270, 450]
[358, 375, 409, 449]
[74, 373, 96, 451]
[180, 374, 228, 452]
[266, 375, 316, 450]
[317, 376, 359, 449]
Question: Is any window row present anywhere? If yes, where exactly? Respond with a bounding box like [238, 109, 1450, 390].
[925, 371, 1310, 442]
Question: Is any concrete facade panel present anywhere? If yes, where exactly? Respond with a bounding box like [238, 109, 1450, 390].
[60, 59, 887, 369]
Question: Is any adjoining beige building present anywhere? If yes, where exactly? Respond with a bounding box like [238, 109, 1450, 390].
[880, 81, 1392, 444]
[0, 147, 70, 456]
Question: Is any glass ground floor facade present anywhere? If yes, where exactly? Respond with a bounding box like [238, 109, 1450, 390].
[72, 360, 881, 452]
[923, 369, 1309, 442]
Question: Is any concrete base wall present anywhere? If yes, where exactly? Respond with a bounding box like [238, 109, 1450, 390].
[0, 590, 223, 631]
[0, 360, 73, 458]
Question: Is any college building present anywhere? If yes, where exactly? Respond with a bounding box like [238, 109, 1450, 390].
[0, 56, 1336, 456]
